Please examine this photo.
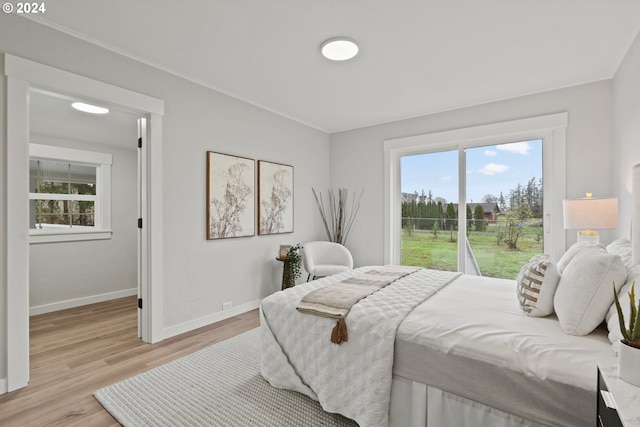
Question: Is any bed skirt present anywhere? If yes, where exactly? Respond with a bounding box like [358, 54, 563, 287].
[389, 376, 546, 427]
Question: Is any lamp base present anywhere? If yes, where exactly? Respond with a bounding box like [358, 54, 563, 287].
[577, 230, 599, 244]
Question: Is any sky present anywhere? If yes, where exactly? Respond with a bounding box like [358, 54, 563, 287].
[401, 139, 542, 203]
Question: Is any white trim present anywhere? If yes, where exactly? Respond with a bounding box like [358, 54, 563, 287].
[29, 288, 137, 316]
[3, 53, 165, 392]
[6, 75, 30, 392]
[458, 147, 466, 273]
[29, 143, 112, 165]
[162, 300, 261, 340]
[4, 55, 164, 115]
[146, 114, 164, 343]
[383, 112, 567, 266]
[0, 378, 6, 395]
[30, 230, 112, 244]
[383, 113, 568, 153]
[29, 194, 97, 201]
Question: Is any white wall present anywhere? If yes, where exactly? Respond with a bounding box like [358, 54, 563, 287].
[613, 30, 640, 239]
[330, 81, 615, 266]
[28, 136, 138, 313]
[0, 13, 330, 381]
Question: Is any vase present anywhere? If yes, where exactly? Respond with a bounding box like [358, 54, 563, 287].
[618, 340, 640, 387]
[278, 245, 291, 260]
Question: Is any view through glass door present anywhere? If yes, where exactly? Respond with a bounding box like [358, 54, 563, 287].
[400, 139, 543, 279]
[401, 150, 458, 272]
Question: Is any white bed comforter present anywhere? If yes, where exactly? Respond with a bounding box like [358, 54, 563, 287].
[260, 267, 461, 427]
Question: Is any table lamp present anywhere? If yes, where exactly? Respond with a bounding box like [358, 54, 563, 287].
[563, 193, 618, 243]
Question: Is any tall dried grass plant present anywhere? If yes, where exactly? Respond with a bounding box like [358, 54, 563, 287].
[312, 188, 364, 246]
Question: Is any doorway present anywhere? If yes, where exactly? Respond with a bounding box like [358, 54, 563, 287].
[4, 54, 165, 392]
[28, 89, 141, 321]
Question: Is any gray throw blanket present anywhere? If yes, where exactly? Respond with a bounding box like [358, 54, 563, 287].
[297, 265, 420, 343]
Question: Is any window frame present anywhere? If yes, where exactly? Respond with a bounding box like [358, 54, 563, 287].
[383, 113, 568, 268]
[29, 143, 113, 243]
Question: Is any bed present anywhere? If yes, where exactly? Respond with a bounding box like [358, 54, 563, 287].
[260, 237, 637, 427]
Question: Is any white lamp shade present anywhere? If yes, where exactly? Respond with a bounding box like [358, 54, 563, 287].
[562, 197, 618, 230]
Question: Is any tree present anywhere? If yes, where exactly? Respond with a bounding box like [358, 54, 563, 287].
[431, 220, 439, 239]
[260, 168, 292, 234]
[210, 162, 252, 238]
[502, 184, 533, 250]
[498, 192, 507, 212]
[474, 204, 487, 231]
[445, 202, 457, 242]
[481, 194, 498, 204]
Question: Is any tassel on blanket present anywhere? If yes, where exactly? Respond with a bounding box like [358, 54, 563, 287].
[331, 317, 348, 344]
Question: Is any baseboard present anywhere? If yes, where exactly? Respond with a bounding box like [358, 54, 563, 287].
[163, 299, 261, 339]
[0, 377, 7, 394]
[29, 288, 138, 316]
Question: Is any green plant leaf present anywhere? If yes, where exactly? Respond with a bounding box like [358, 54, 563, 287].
[629, 282, 639, 342]
[614, 282, 631, 342]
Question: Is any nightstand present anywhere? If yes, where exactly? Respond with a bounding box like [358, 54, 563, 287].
[598, 361, 640, 427]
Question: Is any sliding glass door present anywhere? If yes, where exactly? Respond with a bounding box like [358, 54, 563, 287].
[400, 139, 544, 279]
[400, 150, 458, 272]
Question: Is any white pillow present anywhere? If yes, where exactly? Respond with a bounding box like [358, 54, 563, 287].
[554, 245, 627, 336]
[606, 237, 634, 270]
[557, 241, 603, 273]
[516, 254, 561, 317]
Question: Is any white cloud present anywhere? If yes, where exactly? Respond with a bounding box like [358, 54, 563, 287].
[496, 141, 532, 155]
[441, 175, 451, 182]
[478, 163, 509, 175]
[484, 149, 497, 157]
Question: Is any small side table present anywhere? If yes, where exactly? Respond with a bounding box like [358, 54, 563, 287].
[276, 257, 294, 290]
[598, 361, 640, 426]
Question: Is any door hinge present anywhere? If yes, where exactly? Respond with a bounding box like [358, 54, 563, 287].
[138, 218, 143, 228]
[138, 137, 142, 148]
[138, 298, 143, 309]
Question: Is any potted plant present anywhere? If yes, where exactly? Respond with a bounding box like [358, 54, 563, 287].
[282, 244, 302, 290]
[613, 281, 640, 386]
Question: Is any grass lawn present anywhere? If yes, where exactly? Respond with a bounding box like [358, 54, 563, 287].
[402, 225, 543, 279]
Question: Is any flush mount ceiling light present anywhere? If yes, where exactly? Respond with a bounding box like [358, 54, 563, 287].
[71, 102, 109, 114]
[320, 37, 359, 61]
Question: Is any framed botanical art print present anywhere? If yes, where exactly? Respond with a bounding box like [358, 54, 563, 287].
[258, 160, 294, 235]
[206, 151, 255, 239]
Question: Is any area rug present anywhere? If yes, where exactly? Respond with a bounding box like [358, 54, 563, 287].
[94, 328, 356, 426]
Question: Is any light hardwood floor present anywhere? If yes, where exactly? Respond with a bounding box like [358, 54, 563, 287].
[0, 296, 260, 426]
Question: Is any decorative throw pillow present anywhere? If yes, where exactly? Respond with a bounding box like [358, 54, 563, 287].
[516, 254, 561, 317]
[554, 245, 627, 336]
[556, 241, 603, 273]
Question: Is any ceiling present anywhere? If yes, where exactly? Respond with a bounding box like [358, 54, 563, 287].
[25, 0, 640, 133]
[30, 90, 139, 149]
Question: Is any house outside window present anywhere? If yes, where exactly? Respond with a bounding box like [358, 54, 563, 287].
[29, 143, 113, 243]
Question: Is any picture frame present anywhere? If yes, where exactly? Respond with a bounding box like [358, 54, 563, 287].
[206, 151, 255, 240]
[258, 160, 294, 235]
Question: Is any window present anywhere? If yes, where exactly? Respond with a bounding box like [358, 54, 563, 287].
[29, 144, 112, 243]
[400, 140, 544, 279]
[384, 113, 567, 267]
